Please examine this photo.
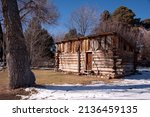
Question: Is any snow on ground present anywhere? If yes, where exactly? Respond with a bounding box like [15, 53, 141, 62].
[21, 68, 150, 100]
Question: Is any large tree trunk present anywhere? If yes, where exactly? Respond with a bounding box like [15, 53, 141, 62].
[1, 0, 35, 89]
[0, 22, 3, 62]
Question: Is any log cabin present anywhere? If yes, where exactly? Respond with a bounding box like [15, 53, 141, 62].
[55, 32, 137, 78]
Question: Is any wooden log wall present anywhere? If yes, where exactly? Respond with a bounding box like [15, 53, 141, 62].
[59, 53, 85, 72]
[92, 50, 115, 77]
[92, 49, 134, 77]
[117, 51, 134, 75]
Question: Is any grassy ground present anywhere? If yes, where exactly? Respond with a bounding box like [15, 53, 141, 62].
[0, 70, 116, 86]
[0, 69, 115, 99]
[0, 70, 9, 86]
[34, 70, 114, 85]
[0, 69, 113, 85]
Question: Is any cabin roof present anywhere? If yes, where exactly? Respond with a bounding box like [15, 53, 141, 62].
[56, 32, 136, 48]
[56, 32, 116, 44]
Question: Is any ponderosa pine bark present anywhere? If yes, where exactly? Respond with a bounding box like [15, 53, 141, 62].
[1, 0, 35, 89]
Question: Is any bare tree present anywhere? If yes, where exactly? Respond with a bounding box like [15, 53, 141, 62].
[0, 0, 59, 24]
[69, 6, 98, 36]
[18, 0, 59, 25]
[140, 29, 150, 64]
[24, 17, 55, 67]
[98, 21, 143, 47]
[1, 0, 35, 89]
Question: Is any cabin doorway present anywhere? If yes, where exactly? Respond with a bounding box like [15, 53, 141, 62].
[86, 52, 92, 70]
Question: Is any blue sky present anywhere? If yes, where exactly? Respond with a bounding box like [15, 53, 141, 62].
[46, 0, 150, 36]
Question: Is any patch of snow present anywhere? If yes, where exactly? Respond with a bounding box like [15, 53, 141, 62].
[21, 68, 150, 100]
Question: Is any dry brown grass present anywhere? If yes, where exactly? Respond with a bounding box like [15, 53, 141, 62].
[0, 70, 9, 86]
[34, 70, 108, 85]
[33, 70, 117, 85]
[0, 69, 115, 86]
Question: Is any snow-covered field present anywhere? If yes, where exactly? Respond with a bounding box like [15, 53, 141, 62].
[21, 68, 150, 100]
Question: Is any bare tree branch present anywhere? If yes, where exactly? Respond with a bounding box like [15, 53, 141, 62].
[18, 0, 59, 25]
[68, 6, 98, 36]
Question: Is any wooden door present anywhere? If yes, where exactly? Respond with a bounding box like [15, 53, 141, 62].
[86, 52, 92, 70]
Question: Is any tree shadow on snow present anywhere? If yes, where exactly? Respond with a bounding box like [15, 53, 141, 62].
[36, 84, 150, 91]
[124, 69, 150, 80]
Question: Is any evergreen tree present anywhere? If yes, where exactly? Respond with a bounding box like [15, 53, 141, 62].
[100, 10, 111, 22]
[141, 19, 150, 30]
[112, 6, 136, 25]
[25, 18, 55, 67]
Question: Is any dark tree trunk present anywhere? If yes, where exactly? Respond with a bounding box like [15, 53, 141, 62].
[0, 22, 3, 62]
[1, 0, 35, 89]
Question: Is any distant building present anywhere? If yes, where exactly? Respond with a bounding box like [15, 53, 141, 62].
[55, 32, 137, 78]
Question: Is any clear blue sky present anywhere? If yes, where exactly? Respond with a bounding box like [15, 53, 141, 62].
[46, 0, 150, 36]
